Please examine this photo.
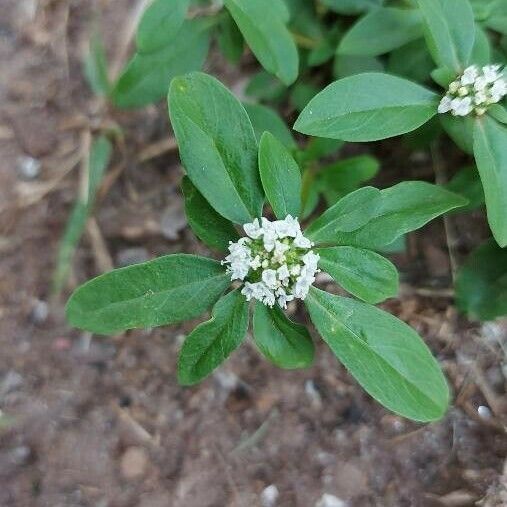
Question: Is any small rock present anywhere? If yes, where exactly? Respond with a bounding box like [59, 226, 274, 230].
[315, 494, 347, 507]
[261, 485, 279, 507]
[0, 370, 23, 397]
[30, 299, 48, 323]
[160, 200, 186, 240]
[120, 446, 149, 480]
[8, 446, 31, 466]
[16, 155, 41, 179]
[477, 405, 492, 420]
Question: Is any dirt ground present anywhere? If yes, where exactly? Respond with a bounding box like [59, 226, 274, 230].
[0, 1, 506, 506]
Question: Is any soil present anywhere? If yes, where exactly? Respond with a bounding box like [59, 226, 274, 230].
[0, 1, 506, 506]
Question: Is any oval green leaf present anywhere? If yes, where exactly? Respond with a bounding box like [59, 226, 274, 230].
[113, 19, 209, 108]
[294, 73, 439, 142]
[136, 0, 189, 54]
[178, 289, 249, 385]
[473, 116, 507, 247]
[258, 132, 301, 219]
[306, 288, 450, 422]
[224, 0, 299, 85]
[318, 246, 399, 304]
[305, 186, 383, 244]
[253, 303, 314, 369]
[66, 254, 230, 335]
[415, 0, 475, 71]
[339, 7, 423, 57]
[168, 72, 264, 224]
[181, 177, 240, 251]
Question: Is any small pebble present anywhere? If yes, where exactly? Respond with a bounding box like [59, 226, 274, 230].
[315, 494, 347, 507]
[120, 446, 149, 480]
[477, 405, 492, 420]
[16, 155, 41, 179]
[260, 485, 279, 507]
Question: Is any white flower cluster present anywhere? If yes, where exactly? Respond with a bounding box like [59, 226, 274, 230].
[438, 64, 507, 117]
[222, 215, 320, 309]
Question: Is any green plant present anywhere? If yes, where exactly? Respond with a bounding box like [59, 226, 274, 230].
[66, 73, 469, 422]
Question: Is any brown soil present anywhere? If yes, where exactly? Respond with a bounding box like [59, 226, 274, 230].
[0, 1, 506, 506]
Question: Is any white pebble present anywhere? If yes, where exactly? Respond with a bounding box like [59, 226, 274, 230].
[261, 485, 279, 507]
[315, 494, 347, 507]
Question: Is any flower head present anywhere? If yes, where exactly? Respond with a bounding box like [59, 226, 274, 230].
[222, 215, 320, 309]
[438, 65, 506, 117]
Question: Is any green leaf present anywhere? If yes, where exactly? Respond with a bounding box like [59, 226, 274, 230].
[430, 67, 457, 88]
[306, 288, 449, 421]
[470, 24, 491, 66]
[318, 155, 379, 204]
[321, 0, 384, 15]
[440, 114, 474, 154]
[178, 289, 249, 385]
[224, 0, 299, 85]
[473, 116, 507, 247]
[339, 7, 423, 57]
[483, 0, 507, 35]
[456, 239, 507, 320]
[290, 82, 319, 113]
[387, 39, 434, 82]
[488, 104, 507, 125]
[318, 181, 468, 249]
[181, 177, 240, 251]
[305, 187, 383, 244]
[446, 166, 485, 212]
[217, 11, 244, 64]
[259, 132, 301, 219]
[136, 0, 189, 54]
[299, 138, 344, 164]
[333, 55, 384, 79]
[112, 19, 209, 108]
[415, 0, 475, 71]
[53, 136, 113, 295]
[253, 303, 314, 369]
[66, 254, 230, 335]
[245, 71, 287, 102]
[243, 102, 296, 149]
[168, 72, 263, 224]
[83, 30, 110, 96]
[318, 246, 399, 304]
[294, 73, 439, 142]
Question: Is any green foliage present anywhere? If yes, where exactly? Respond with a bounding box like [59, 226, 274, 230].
[305, 187, 383, 243]
[456, 239, 507, 320]
[415, 0, 475, 71]
[181, 177, 240, 251]
[217, 11, 244, 64]
[446, 166, 485, 212]
[388, 39, 434, 82]
[136, 0, 189, 53]
[168, 72, 264, 224]
[66, 254, 230, 334]
[258, 132, 301, 219]
[310, 181, 467, 249]
[294, 73, 439, 142]
[243, 103, 296, 149]
[253, 304, 314, 369]
[83, 30, 110, 95]
[178, 289, 249, 384]
[317, 246, 399, 304]
[113, 19, 209, 108]
[321, 0, 384, 15]
[306, 288, 449, 422]
[473, 116, 507, 247]
[318, 155, 380, 205]
[339, 7, 423, 57]
[224, 0, 299, 85]
[53, 136, 112, 295]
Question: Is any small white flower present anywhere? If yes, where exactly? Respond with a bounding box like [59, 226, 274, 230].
[290, 264, 301, 276]
[483, 64, 501, 83]
[277, 292, 294, 309]
[250, 255, 262, 270]
[460, 65, 478, 85]
[438, 95, 452, 113]
[262, 269, 279, 290]
[451, 97, 473, 116]
[302, 251, 320, 270]
[448, 81, 460, 94]
[491, 79, 507, 102]
[274, 215, 300, 238]
[293, 232, 312, 248]
[244, 218, 263, 239]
